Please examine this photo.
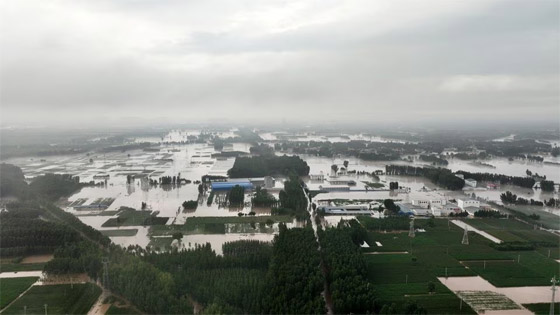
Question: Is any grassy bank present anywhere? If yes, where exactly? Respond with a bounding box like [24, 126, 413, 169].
[0, 263, 45, 273]
[100, 229, 139, 237]
[0, 277, 39, 309]
[2, 283, 101, 314]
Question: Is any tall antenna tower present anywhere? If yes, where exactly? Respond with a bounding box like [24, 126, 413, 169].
[462, 226, 469, 245]
[409, 218, 415, 238]
[102, 257, 110, 288]
[551, 276, 558, 315]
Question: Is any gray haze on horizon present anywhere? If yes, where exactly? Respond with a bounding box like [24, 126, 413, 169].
[1, 0, 559, 127]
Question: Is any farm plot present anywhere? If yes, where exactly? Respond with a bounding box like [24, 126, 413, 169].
[0, 277, 38, 309]
[370, 280, 475, 314]
[465, 218, 560, 246]
[457, 290, 520, 312]
[462, 251, 559, 287]
[2, 283, 101, 314]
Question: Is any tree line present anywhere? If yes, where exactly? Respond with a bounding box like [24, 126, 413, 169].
[419, 154, 449, 165]
[262, 225, 326, 313]
[318, 221, 376, 314]
[274, 176, 310, 220]
[385, 165, 465, 190]
[228, 155, 310, 178]
[251, 186, 278, 207]
[455, 170, 536, 189]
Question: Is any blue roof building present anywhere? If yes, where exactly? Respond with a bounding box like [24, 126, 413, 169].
[210, 181, 253, 191]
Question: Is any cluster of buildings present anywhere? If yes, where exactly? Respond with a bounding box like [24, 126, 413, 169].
[309, 174, 361, 192]
[397, 198, 490, 217]
[317, 177, 357, 192]
[316, 196, 491, 217]
[316, 201, 381, 215]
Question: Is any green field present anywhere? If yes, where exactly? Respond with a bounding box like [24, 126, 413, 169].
[2, 283, 101, 314]
[100, 229, 139, 237]
[464, 218, 560, 245]
[524, 303, 560, 315]
[363, 216, 560, 311]
[463, 251, 559, 286]
[488, 202, 560, 230]
[149, 215, 292, 236]
[0, 263, 45, 273]
[0, 277, 38, 309]
[371, 282, 475, 314]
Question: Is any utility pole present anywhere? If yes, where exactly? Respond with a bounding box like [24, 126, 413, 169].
[462, 226, 469, 245]
[409, 218, 415, 238]
[44, 304, 48, 315]
[551, 276, 558, 315]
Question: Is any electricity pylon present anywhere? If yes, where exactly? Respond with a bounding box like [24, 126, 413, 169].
[462, 226, 469, 245]
[409, 218, 415, 238]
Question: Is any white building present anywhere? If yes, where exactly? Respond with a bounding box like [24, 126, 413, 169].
[431, 208, 442, 216]
[318, 204, 372, 215]
[309, 174, 325, 181]
[429, 199, 447, 207]
[412, 208, 432, 216]
[411, 199, 430, 209]
[318, 185, 350, 192]
[327, 177, 356, 186]
[457, 198, 480, 210]
[264, 176, 275, 188]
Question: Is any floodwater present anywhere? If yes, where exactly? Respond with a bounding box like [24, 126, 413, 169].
[178, 233, 276, 255]
[3, 129, 559, 251]
[258, 132, 409, 144]
[450, 220, 502, 243]
[438, 276, 559, 304]
[445, 157, 560, 183]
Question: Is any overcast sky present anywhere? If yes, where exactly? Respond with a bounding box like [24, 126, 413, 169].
[1, 0, 558, 127]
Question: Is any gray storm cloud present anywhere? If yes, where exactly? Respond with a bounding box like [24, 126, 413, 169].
[0, 0, 558, 126]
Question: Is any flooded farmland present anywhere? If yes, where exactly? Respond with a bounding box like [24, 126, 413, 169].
[3, 129, 559, 252]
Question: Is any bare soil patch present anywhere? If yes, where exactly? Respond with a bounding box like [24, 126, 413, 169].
[21, 254, 54, 264]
